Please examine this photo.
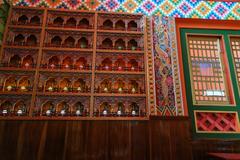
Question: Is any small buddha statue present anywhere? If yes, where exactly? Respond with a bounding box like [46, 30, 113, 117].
[76, 103, 84, 116]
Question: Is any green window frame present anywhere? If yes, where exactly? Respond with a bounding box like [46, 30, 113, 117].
[180, 28, 240, 139]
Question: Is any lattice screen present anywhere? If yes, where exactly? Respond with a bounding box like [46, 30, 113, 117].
[195, 111, 238, 132]
[187, 36, 229, 105]
[230, 37, 240, 90]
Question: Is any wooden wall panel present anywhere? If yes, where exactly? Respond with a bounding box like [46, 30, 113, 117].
[0, 118, 193, 160]
[149, 117, 192, 160]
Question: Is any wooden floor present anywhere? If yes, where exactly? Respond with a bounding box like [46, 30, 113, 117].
[1, 116, 239, 160]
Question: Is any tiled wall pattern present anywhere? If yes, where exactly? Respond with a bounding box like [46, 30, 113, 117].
[12, 0, 240, 20]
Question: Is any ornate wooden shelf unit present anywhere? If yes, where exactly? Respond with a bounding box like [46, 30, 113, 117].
[0, 6, 149, 120]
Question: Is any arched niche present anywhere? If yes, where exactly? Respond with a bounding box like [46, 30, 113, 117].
[114, 79, 125, 92]
[78, 18, 89, 28]
[14, 34, 25, 44]
[65, 17, 77, 27]
[115, 20, 125, 30]
[42, 101, 55, 114]
[53, 17, 64, 26]
[115, 39, 125, 50]
[14, 100, 27, 114]
[100, 102, 111, 113]
[72, 101, 84, 113]
[130, 102, 139, 114]
[64, 36, 75, 47]
[102, 58, 112, 70]
[128, 39, 138, 50]
[51, 36, 62, 46]
[18, 15, 28, 24]
[30, 16, 40, 25]
[102, 38, 113, 49]
[129, 80, 139, 93]
[114, 58, 125, 70]
[78, 37, 88, 48]
[56, 101, 69, 113]
[128, 59, 138, 70]
[45, 78, 57, 92]
[75, 57, 87, 69]
[22, 55, 34, 67]
[9, 54, 21, 67]
[48, 56, 60, 68]
[128, 20, 137, 31]
[59, 78, 71, 91]
[116, 102, 125, 113]
[62, 56, 73, 68]
[4, 77, 17, 91]
[103, 19, 113, 29]
[0, 101, 12, 112]
[100, 79, 112, 92]
[18, 77, 31, 91]
[73, 78, 86, 92]
[26, 35, 37, 46]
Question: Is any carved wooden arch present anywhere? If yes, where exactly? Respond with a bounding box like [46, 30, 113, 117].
[41, 100, 55, 114]
[18, 15, 28, 24]
[100, 78, 112, 92]
[14, 33, 25, 44]
[72, 101, 84, 113]
[22, 54, 34, 67]
[56, 101, 70, 113]
[48, 55, 61, 67]
[99, 102, 112, 113]
[78, 18, 90, 28]
[29, 15, 41, 25]
[4, 76, 17, 91]
[51, 35, 62, 46]
[73, 78, 86, 91]
[115, 19, 126, 30]
[13, 100, 27, 113]
[9, 54, 21, 67]
[18, 76, 31, 90]
[53, 16, 64, 26]
[113, 78, 125, 90]
[0, 100, 13, 111]
[44, 77, 58, 91]
[102, 19, 113, 29]
[26, 34, 38, 46]
[59, 77, 72, 91]
[62, 56, 74, 67]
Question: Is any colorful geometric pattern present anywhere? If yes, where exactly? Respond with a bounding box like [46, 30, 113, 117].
[12, 0, 240, 20]
[195, 111, 239, 132]
[152, 16, 183, 116]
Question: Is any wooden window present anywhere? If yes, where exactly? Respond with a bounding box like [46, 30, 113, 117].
[187, 35, 230, 105]
[230, 37, 240, 90]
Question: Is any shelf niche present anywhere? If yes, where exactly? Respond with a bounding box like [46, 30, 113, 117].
[4, 77, 17, 91]
[14, 34, 25, 45]
[128, 20, 137, 31]
[0, 101, 12, 114]
[18, 15, 28, 24]
[22, 55, 34, 68]
[115, 38, 125, 50]
[115, 20, 125, 30]
[103, 19, 113, 30]
[18, 77, 31, 91]
[102, 38, 113, 49]
[48, 56, 60, 68]
[9, 54, 21, 67]
[45, 78, 57, 92]
[78, 37, 88, 48]
[59, 78, 71, 92]
[64, 36, 75, 47]
[14, 100, 27, 115]
[53, 17, 64, 26]
[73, 78, 86, 92]
[78, 18, 89, 28]
[65, 17, 77, 27]
[26, 35, 37, 46]
[51, 36, 62, 46]
[30, 16, 41, 25]
[62, 56, 73, 69]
